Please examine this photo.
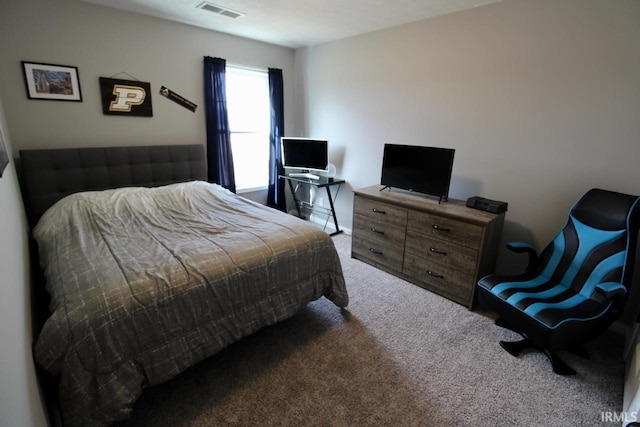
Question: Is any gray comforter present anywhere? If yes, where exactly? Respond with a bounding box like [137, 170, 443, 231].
[33, 181, 348, 427]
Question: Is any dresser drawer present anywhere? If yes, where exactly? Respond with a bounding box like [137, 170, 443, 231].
[402, 252, 474, 305]
[352, 234, 404, 272]
[404, 229, 478, 276]
[407, 210, 482, 250]
[353, 212, 405, 248]
[354, 196, 407, 229]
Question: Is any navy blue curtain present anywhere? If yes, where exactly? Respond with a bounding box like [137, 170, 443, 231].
[267, 68, 286, 211]
[204, 56, 236, 193]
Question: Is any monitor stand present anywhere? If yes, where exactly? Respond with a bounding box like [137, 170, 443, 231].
[289, 172, 320, 180]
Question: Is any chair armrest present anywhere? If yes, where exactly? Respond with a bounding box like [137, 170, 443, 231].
[506, 242, 538, 272]
[594, 282, 627, 300]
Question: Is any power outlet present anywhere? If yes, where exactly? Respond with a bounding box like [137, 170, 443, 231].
[318, 197, 324, 207]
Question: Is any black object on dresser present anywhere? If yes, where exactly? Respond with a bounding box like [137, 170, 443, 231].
[466, 196, 508, 214]
[351, 185, 505, 309]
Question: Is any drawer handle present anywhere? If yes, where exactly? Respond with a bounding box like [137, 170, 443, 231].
[370, 227, 385, 235]
[429, 247, 447, 256]
[427, 270, 444, 279]
[432, 225, 451, 232]
[369, 248, 383, 255]
[372, 208, 386, 214]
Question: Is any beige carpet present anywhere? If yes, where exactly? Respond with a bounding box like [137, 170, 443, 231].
[116, 233, 624, 427]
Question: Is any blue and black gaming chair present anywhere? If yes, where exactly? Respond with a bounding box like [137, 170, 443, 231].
[477, 188, 640, 375]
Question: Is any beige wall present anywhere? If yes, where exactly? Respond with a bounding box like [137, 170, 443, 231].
[0, 0, 295, 151]
[297, 0, 640, 273]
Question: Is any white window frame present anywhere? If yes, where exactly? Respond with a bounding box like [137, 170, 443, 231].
[226, 65, 270, 193]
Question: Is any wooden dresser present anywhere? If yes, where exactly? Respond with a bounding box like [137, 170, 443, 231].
[351, 185, 505, 309]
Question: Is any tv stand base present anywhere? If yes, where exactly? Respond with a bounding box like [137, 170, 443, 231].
[288, 172, 320, 180]
[379, 186, 448, 204]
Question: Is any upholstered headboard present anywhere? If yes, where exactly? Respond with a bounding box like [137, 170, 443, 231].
[20, 144, 207, 227]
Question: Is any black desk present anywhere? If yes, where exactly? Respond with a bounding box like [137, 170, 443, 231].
[279, 175, 345, 235]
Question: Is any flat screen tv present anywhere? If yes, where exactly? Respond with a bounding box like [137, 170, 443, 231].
[380, 144, 455, 203]
[281, 137, 329, 179]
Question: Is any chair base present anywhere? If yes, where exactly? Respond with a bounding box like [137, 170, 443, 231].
[494, 318, 589, 376]
[499, 338, 576, 375]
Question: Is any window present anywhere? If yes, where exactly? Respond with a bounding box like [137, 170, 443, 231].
[226, 66, 270, 192]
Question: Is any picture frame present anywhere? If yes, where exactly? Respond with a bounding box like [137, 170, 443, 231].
[21, 61, 82, 102]
[0, 125, 8, 178]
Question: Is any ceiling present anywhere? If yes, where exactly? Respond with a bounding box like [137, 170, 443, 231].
[81, 0, 502, 48]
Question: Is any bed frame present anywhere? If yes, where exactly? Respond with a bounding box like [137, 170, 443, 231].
[19, 144, 206, 228]
[20, 144, 348, 427]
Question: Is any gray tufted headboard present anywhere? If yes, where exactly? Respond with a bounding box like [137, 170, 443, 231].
[20, 144, 207, 227]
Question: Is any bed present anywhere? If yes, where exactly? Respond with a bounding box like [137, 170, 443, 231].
[20, 144, 349, 427]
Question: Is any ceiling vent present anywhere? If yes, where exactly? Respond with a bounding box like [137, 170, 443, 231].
[196, 2, 245, 19]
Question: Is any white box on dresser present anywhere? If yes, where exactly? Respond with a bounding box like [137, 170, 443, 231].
[351, 185, 505, 309]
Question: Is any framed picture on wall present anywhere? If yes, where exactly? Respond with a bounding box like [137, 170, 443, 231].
[0, 126, 8, 178]
[21, 61, 82, 102]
